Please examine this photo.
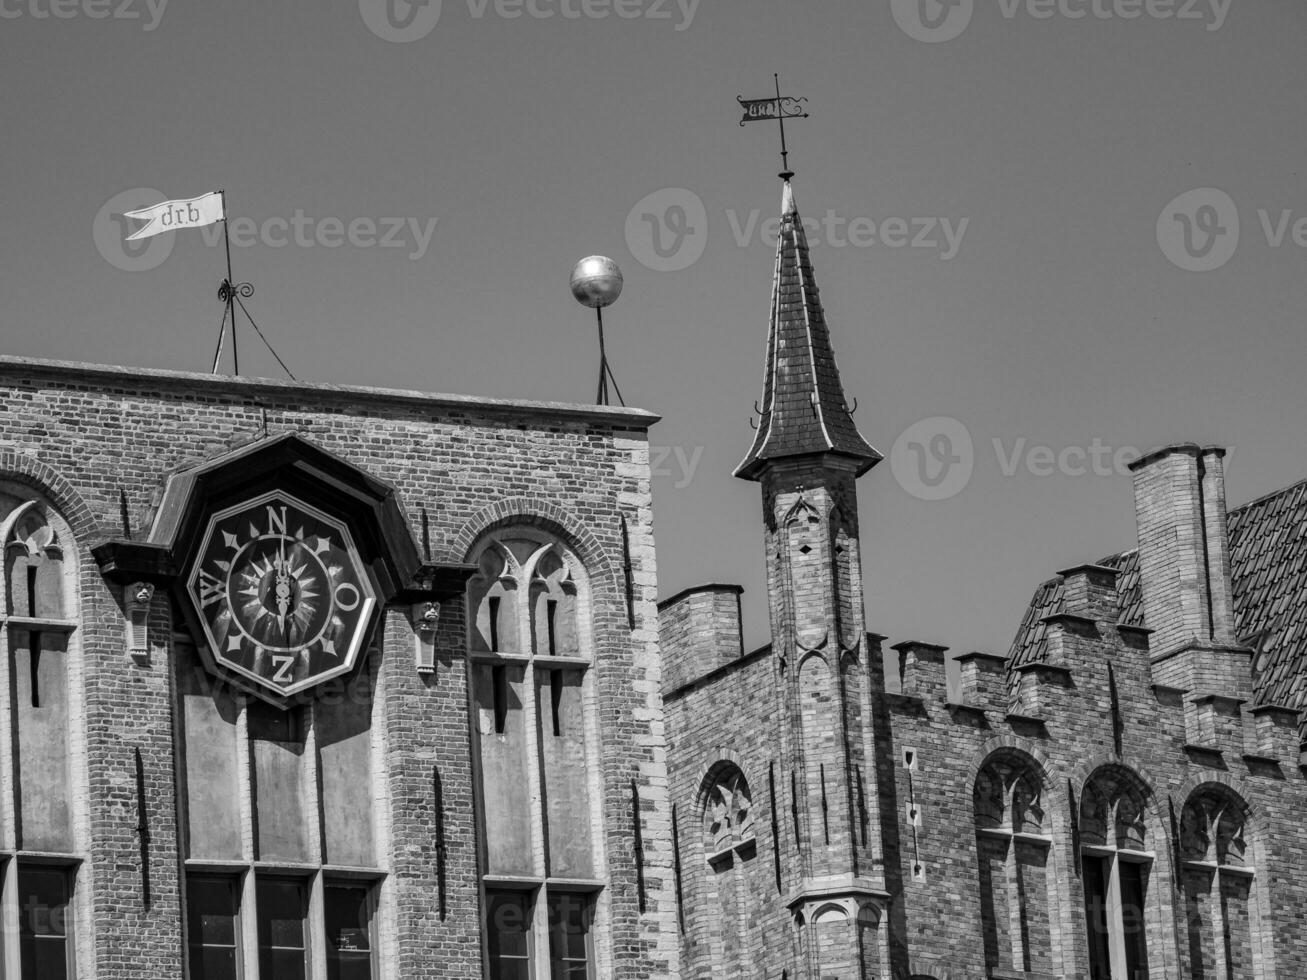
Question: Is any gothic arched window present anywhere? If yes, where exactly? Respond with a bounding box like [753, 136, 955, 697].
[1180, 787, 1256, 979]
[1, 488, 82, 977]
[973, 750, 1054, 977]
[1080, 766, 1154, 980]
[701, 763, 757, 979]
[467, 530, 601, 980]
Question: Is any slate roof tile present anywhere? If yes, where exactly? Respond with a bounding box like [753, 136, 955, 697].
[735, 180, 881, 481]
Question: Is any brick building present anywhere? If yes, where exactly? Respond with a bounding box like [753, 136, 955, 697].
[0, 356, 680, 978]
[4, 174, 1307, 980]
[661, 177, 1307, 979]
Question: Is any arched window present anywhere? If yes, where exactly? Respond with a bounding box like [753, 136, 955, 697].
[1080, 767, 1154, 980]
[467, 530, 601, 980]
[705, 766, 755, 856]
[1180, 787, 1256, 979]
[701, 763, 757, 979]
[974, 750, 1055, 977]
[1, 488, 82, 977]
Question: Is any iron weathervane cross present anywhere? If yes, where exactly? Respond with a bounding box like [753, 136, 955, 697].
[737, 74, 810, 179]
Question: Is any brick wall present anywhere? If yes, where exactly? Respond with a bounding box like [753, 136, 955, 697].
[0, 355, 678, 979]
[665, 442, 1307, 980]
[658, 584, 744, 696]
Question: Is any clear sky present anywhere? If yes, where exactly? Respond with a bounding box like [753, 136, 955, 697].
[2, 0, 1305, 657]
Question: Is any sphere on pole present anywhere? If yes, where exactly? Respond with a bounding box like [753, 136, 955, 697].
[570, 256, 624, 309]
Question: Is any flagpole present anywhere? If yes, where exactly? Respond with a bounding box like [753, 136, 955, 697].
[220, 189, 238, 376]
[211, 302, 229, 374]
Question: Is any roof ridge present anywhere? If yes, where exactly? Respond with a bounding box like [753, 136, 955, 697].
[1230, 474, 1307, 517]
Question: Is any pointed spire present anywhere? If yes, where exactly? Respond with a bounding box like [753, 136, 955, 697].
[735, 179, 881, 481]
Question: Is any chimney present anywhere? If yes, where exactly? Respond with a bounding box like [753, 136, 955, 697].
[1128, 445, 1237, 658]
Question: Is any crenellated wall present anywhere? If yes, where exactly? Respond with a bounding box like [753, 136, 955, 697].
[664, 438, 1307, 980]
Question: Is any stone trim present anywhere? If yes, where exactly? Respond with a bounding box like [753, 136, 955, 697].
[965, 737, 1056, 792]
[450, 498, 616, 582]
[0, 452, 99, 540]
[1173, 771, 1264, 837]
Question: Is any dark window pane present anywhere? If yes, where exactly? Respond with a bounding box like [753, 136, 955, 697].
[257, 878, 307, 980]
[18, 867, 71, 980]
[1082, 856, 1110, 980]
[487, 890, 533, 980]
[187, 875, 240, 980]
[548, 892, 593, 980]
[196, 949, 238, 978]
[326, 885, 374, 980]
[1120, 860, 1150, 980]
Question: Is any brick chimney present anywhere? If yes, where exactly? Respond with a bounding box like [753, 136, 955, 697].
[1129, 444, 1237, 656]
[1129, 444, 1251, 706]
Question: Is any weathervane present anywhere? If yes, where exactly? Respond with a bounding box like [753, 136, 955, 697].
[737, 73, 810, 179]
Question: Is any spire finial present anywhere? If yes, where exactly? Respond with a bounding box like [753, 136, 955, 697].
[737, 75, 810, 182]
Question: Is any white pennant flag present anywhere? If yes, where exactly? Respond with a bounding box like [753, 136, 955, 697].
[123, 191, 224, 241]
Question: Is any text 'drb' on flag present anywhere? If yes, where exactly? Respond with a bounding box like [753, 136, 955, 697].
[123, 191, 224, 241]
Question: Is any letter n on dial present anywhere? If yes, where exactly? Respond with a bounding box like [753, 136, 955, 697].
[186, 490, 377, 698]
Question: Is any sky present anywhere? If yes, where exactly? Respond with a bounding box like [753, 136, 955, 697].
[2, 0, 1306, 658]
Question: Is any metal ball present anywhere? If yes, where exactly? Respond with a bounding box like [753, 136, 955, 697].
[570, 256, 624, 309]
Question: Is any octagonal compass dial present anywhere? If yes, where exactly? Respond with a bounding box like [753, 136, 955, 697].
[186, 490, 377, 698]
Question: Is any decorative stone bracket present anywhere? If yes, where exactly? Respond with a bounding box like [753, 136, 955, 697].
[126, 581, 155, 665]
[413, 601, 441, 674]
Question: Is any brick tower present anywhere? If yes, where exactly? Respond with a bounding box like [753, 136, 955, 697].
[735, 176, 887, 976]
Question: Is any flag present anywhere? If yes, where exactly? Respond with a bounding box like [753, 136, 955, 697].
[123, 191, 224, 241]
[737, 95, 809, 127]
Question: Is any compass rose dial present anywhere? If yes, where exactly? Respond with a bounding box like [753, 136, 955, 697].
[186, 491, 376, 696]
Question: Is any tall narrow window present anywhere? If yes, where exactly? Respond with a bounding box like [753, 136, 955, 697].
[548, 892, 595, 980]
[468, 532, 601, 979]
[1083, 856, 1111, 980]
[2, 490, 82, 980]
[702, 763, 757, 979]
[17, 866, 73, 980]
[325, 882, 377, 980]
[486, 889, 533, 980]
[186, 874, 241, 980]
[1079, 766, 1154, 980]
[1181, 788, 1256, 980]
[257, 878, 308, 980]
[973, 750, 1055, 977]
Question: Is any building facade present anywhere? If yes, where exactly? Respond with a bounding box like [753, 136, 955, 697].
[3, 177, 1306, 980]
[661, 178, 1307, 979]
[0, 357, 679, 978]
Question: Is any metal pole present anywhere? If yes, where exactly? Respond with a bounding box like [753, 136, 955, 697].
[775, 72, 791, 177]
[596, 307, 609, 405]
[211, 302, 229, 375]
[221, 189, 238, 376]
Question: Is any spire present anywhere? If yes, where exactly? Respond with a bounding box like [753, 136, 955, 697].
[734, 179, 881, 481]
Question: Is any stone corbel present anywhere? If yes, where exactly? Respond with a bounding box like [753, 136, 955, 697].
[413, 601, 441, 674]
[127, 582, 155, 665]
